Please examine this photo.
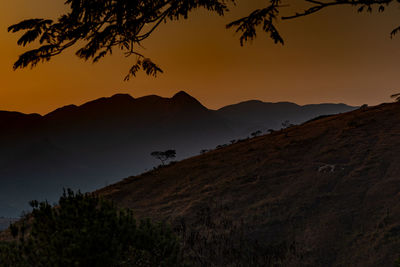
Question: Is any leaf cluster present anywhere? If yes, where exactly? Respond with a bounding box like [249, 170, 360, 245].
[8, 0, 233, 80]
[227, 0, 284, 45]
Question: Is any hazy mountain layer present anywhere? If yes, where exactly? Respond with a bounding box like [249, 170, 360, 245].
[0, 91, 355, 217]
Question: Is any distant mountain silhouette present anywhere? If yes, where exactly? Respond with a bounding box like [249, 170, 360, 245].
[218, 100, 355, 135]
[0, 92, 356, 217]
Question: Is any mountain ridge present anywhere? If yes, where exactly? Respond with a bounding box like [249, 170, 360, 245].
[1, 91, 356, 117]
[0, 91, 356, 218]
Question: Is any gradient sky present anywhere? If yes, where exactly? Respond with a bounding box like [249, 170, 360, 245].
[1, 0, 400, 114]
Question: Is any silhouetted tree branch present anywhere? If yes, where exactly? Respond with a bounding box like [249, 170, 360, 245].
[8, 0, 231, 80]
[8, 0, 400, 80]
[227, 0, 395, 45]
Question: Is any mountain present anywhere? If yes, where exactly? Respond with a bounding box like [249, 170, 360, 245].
[218, 100, 356, 135]
[0, 92, 355, 217]
[97, 102, 400, 266]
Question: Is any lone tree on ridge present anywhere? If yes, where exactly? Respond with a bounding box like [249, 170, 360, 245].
[151, 149, 177, 165]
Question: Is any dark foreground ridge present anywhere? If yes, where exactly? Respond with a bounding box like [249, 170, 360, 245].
[97, 102, 400, 266]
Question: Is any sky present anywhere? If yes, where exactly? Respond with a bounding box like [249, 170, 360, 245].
[1, 0, 400, 114]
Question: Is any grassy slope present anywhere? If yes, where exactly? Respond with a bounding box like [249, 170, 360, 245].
[98, 102, 400, 266]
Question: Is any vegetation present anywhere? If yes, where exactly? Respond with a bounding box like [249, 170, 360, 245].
[216, 144, 228, 149]
[281, 120, 293, 129]
[8, 0, 400, 79]
[0, 190, 182, 267]
[199, 149, 209, 155]
[251, 130, 262, 138]
[151, 149, 177, 165]
[173, 200, 299, 266]
[0, 190, 297, 267]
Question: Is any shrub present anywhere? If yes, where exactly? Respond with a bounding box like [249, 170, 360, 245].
[0, 189, 182, 267]
[251, 130, 262, 138]
[200, 149, 209, 155]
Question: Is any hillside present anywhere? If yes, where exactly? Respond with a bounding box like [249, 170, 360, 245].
[0, 92, 354, 217]
[98, 102, 400, 266]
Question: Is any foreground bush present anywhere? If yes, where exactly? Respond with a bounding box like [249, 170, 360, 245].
[0, 189, 182, 267]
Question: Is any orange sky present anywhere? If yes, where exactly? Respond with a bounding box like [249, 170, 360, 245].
[1, 0, 400, 114]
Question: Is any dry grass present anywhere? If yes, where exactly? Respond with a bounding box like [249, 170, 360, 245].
[96, 102, 400, 266]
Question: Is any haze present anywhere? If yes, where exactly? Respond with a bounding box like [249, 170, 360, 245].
[1, 0, 400, 114]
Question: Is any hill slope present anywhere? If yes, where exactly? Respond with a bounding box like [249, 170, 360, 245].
[0, 92, 355, 217]
[98, 102, 400, 266]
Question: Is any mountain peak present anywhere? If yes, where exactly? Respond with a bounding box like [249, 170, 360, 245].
[172, 91, 194, 100]
[109, 93, 135, 101]
[171, 91, 207, 111]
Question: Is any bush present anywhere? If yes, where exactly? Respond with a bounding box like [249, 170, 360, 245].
[0, 189, 182, 267]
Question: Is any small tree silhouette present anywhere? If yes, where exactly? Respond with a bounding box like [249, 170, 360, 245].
[251, 130, 262, 138]
[281, 120, 294, 129]
[200, 149, 209, 155]
[151, 150, 176, 165]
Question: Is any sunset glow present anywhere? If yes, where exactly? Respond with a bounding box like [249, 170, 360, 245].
[1, 0, 400, 114]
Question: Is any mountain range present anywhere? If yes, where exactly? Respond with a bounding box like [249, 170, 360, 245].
[0, 91, 355, 217]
